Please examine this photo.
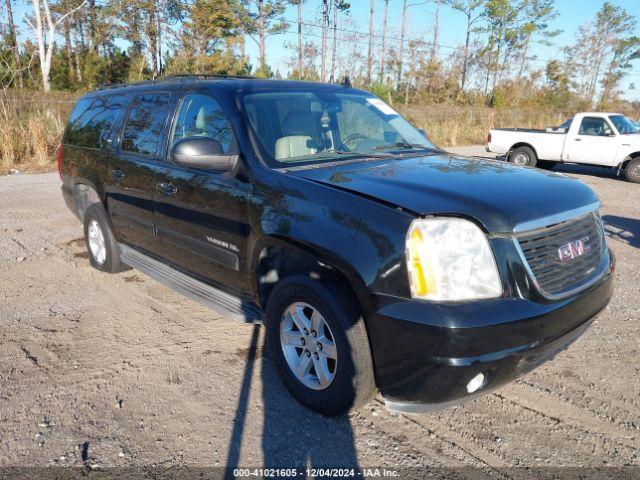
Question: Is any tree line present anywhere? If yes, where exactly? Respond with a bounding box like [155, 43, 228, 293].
[0, 0, 639, 110]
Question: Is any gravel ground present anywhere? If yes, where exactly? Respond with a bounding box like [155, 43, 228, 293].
[0, 147, 639, 477]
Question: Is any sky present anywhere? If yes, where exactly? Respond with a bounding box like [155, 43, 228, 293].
[243, 0, 640, 100]
[11, 0, 640, 99]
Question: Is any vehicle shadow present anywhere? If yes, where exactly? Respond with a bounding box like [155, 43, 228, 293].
[224, 324, 360, 477]
[551, 163, 622, 180]
[602, 215, 640, 249]
[466, 154, 627, 182]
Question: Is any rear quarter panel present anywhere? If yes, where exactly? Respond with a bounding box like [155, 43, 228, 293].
[61, 145, 110, 200]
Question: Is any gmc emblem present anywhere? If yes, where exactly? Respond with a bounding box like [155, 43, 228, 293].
[558, 236, 591, 262]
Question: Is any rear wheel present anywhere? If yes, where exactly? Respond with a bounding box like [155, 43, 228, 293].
[265, 275, 376, 416]
[624, 157, 640, 183]
[509, 146, 537, 167]
[83, 203, 130, 273]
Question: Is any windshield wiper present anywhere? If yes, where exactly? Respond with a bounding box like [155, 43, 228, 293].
[332, 149, 396, 158]
[370, 142, 434, 151]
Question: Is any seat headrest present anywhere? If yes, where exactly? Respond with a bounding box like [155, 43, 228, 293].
[281, 111, 317, 136]
[195, 107, 207, 131]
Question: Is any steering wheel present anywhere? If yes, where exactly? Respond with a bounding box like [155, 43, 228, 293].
[341, 133, 369, 150]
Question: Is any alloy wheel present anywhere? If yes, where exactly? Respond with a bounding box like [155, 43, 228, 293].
[280, 302, 338, 390]
[87, 219, 107, 265]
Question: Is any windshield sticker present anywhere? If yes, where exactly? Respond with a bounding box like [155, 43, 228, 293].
[367, 98, 399, 116]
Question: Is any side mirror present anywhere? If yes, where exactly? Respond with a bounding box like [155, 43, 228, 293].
[172, 137, 238, 172]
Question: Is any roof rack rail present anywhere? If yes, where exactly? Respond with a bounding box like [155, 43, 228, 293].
[163, 73, 258, 80]
[96, 73, 258, 91]
[96, 78, 162, 91]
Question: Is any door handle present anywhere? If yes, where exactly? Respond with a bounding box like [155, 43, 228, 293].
[574, 138, 582, 142]
[158, 182, 177, 195]
[110, 169, 125, 180]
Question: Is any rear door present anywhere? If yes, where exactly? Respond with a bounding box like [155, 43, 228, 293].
[153, 91, 251, 295]
[106, 92, 174, 254]
[564, 116, 619, 165]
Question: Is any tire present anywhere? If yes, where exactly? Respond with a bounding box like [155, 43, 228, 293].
[536, 160, 556, 170]
[265, 275, 376, 416]
[624, 157, 640, 183]
[508, 146, 537, 167]
[83, 203, 130, 273]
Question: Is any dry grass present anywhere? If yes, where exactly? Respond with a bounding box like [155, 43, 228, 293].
[0, 89, 74, 173]
[0, 89, 574, 173]
[397, 104, 570, 148]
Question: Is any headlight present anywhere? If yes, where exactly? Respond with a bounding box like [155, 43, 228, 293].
[406, 218, 502, 301]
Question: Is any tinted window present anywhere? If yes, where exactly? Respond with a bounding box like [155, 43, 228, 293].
[578, 117, 613, 136]
[171, 93, 234, 153]
[66, 98, 93, 129]
[122, 93, 171, 155]
[65, 96, 126, 148]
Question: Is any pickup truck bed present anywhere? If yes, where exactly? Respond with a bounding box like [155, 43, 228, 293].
[492, 128, 565, 134]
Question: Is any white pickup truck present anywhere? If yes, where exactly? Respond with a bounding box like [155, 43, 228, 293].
[487, 112, 640, 183]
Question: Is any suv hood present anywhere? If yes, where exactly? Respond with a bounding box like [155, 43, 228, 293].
[289, 153, 599, 233]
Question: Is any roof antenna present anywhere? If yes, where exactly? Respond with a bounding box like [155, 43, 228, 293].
[341, 76, 351, 88]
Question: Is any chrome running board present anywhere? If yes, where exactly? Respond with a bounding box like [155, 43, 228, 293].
[119, 244, 262, 323]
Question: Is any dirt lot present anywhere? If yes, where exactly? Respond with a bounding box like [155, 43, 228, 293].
[1, 146, 639, 476]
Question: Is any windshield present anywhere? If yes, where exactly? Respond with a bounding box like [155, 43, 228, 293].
[608, 114, 640, 134]
[242, 91, 435, 167]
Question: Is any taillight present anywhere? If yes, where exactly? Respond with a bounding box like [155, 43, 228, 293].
[57, 144, 63, 181]
[487, 133, 492, 144]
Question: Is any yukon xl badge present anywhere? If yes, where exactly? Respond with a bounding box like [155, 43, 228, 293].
[558, 236, 591, 262]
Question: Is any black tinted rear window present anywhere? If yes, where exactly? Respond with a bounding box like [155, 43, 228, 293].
[121, 93, 172, 156]
[65, 95, 127, 148]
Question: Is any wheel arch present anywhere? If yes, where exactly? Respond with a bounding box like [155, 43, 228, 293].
[618, 151, 640, 170]
[72, 183, 106, 221]
[251, 236, 370, 317]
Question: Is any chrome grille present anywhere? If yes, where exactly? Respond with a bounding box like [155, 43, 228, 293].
[516, 212, 606, 296]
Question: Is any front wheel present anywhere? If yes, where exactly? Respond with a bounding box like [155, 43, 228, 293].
[508, 146, 537, 167]
[265, 275, 376, 416]
[624, 157, 640, 183]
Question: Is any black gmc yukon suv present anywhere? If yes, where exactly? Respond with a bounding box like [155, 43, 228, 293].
[60, 76, 614, 416]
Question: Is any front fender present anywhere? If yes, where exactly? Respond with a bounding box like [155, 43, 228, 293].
[250, 170, 415, 306]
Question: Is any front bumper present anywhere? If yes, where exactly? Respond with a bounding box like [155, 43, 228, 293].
[367, 265, 614, 412]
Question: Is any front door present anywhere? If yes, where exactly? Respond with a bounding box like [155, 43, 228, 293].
[107, 92, 173, 255]
[153, 92, 251, 295]
[565, 116, 619, 165]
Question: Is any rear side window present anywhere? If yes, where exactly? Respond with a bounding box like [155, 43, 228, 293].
[65, 95, 127, 148]
[66, 98, 93, 132]
[121, 93, 172, 156]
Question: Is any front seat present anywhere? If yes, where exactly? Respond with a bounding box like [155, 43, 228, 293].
[192, 106, 209, 137]
[275, 111, 320, 160]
